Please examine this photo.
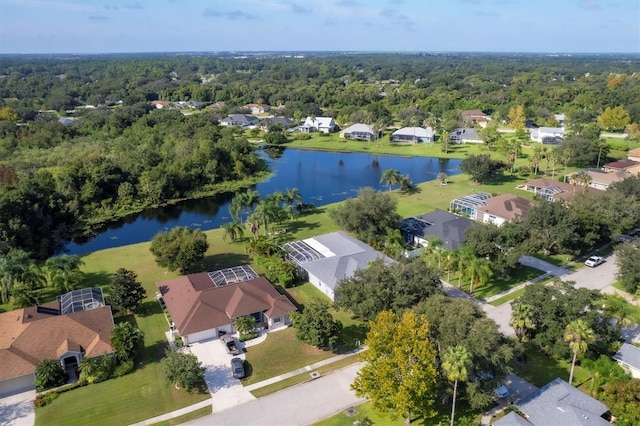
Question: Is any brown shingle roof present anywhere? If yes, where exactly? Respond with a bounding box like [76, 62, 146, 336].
[157, 275, 297, 336]
[0, 306, 114, 381]
[604, 159, 640, 170]
[476, 194, 532, 221]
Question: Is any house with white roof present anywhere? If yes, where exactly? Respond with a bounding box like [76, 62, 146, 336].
[530, 127, 565, 144]
[282, 232, 393, 300]
[340, 123, 381, 141]
[300, 116, 335, 134]
[391, 127, 435, 143]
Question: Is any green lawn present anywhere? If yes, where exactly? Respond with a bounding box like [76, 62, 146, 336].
[250, 354, 360, 398]
[446, 264, 542, 300]
[313, 400, 480, 426]
[511, 343, 590, 388]
[240, 328, 334, 386]
[489, 287, 527, 307]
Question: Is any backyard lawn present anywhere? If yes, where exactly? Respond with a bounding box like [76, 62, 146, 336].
[510, 343, 591, 389]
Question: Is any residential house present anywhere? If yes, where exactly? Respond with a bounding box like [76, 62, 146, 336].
[300, 116, 335, 133]
[519, 178, 596, 201]
[340, 123, 381, 141]
[0, 288, 114, 397]
[450, 128, 482, 144]
[260, 116, 294, 130]
[450, 193, 532, 226]
[244, 103, 270, 115]
[150, 100, 172, 109]
[613, 343, 640, 379]
[282, 232, 393, 301]
[628, 147, 640, 162]
[58, 117, 76, 127]
[572, 169, 632, 190]
[391, 127, 435, 143]
[602, 159, 640, 175]
[530, 127, 565, 144]
[553, 113, 566, 126]
[220, 113, 259, 127]
[460, 110, 490, 128]
[401, 210, 477, 250]
[492, 378, 610, 426]
[157, 265, 297, 345]
[206, 101, 226, 110]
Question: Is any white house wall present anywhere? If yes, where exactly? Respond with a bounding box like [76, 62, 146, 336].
[308, 273, 335, 301]
[184, 328, 218, 345]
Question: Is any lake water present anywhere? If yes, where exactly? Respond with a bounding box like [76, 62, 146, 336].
[63, 148, 462, 255]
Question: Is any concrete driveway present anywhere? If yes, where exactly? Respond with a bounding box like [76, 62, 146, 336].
[562, 253, 617, 291]
[188, 339, 255, 413]
[0, 389, 35, 426]
[519, 256, 568, 277]
[186, 362, 366, 426]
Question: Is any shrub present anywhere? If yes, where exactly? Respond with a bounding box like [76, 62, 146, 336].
[294, 133, 311, 140]
[34, 391, 59, 408]
[174, 335, 184, 348]
[113, 359, 135, 378]
[239, 332, 259, 342]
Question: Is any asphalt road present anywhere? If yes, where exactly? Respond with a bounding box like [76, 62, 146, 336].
[186, 363, 366, 426]
[562, 253, 618, 291]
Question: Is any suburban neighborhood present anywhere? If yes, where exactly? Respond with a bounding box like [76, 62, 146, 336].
[1, 51, 640, 426]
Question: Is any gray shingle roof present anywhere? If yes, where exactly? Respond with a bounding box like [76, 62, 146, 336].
[401, 210, 477, 250]
[514, 378, 609, 426]
[613, 343, 640, 370]
[493, 411, 534, 426]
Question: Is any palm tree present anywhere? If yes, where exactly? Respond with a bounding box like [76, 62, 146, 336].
[562, 148, 574, 183]
[379, 169, 402, 191]
[0, 250, 30, 304]
[221, 221, 245, 243]
[603, 295, 633, 333]
[442, 345, 472, 426]
[574, 170, 592, 191]
[529, 146, 543, 176]
[433, 245, 447, 270]
[18, 262, 46, 290]
[12, 285, 40, 308]
[45, 254, 84, 293]
[235, 315, 257, 335]
[510, 304, 535, 342]
[548, 149, 559, 178]
[465, 257, 491, 294]
[284, 188, 302, 207]
[229, 194, 244, 222]
[383, 227, 406, 258]
[420, 236, 443, 266]
[111, 321, 144, 362]
[564, 319, 595, 385]
[437, 172, 448, 186]
[245, 215, 261, 239]
[443, 250, 457, 282]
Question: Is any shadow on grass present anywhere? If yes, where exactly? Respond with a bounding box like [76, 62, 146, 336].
[338, 323, 368, 353]
[201, 252, 252, 271]
[136, 299, 163, 317]
[78, 270, 112, 289]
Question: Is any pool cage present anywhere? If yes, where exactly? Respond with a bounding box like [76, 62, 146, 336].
[59, 288, 105, 314]
[535, 185, 563, 201]
[282, 240, 325, 264]
[207, 265, 259, 287]
[449, 192, 492, 219]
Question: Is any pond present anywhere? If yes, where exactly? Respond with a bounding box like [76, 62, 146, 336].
[63, 147, 462, 255]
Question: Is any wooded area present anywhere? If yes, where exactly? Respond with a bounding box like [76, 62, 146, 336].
[1, 52, 639, 258]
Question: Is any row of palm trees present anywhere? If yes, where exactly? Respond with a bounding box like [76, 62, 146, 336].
[222, 188, 303, 243]
[0, 251, 84, 307]
[419, 237, 492, 294]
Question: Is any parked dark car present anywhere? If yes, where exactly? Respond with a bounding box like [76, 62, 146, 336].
[231, 357, 245, 379]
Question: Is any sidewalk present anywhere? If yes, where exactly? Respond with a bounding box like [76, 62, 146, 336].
[130, 346, 366, 426]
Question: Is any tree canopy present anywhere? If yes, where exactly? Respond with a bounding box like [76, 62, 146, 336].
[459, 154, 507, 183]
[149, 226, 209, 272]
[290, 298, 342, 350]
[615, 239, 640, 295]
[334, 257, 441, 321]
[109, 268, 146, 314]
[162, 349, 206, 392]
[352, 310, 439, 423]
[329, 187, 401, 246]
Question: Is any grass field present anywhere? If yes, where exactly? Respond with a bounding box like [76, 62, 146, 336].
[511, 343, 590, 389]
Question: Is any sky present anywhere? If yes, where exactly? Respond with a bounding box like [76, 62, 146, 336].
[0, 0, 639, 54]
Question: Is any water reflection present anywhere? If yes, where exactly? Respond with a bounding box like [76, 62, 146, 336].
[64, 148, 462, 255]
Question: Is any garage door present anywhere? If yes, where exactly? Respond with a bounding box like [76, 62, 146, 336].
[0, 374, 35, 397]
[185, 328, 217, 344]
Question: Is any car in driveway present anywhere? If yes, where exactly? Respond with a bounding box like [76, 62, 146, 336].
[494, 384, 509, 399]
[231, 357, 245, 379]
[585, 256, 604, 267]
[221, 335, 241, 355]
